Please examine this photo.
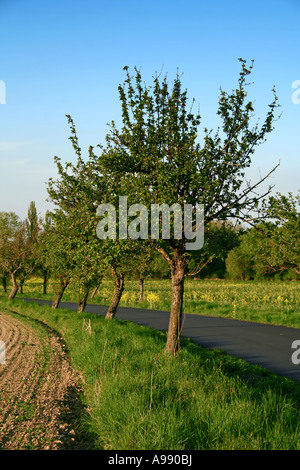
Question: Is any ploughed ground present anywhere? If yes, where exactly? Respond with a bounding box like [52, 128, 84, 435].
[0, 312, 93, 450]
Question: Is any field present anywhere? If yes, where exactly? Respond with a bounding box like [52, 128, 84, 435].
[1, 279, 300, 450]
[0, 310, 91, 449]
[21, 278, 300, 329]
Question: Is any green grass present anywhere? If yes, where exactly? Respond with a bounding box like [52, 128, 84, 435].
[1, 296, 300, 450]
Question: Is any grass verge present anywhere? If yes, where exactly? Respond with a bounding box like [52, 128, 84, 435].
[1, 296, 300, 450]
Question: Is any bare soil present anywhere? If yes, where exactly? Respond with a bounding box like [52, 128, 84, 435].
[0, 312, 94, 450]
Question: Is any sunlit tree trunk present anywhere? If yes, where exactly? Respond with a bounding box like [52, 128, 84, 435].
[105, 267, 124, 319]
[52, 278, 69, 309]
[78, 288, 89, 313]
[138, 277, 144, 303]
[8, 273, 19, 299]
[157, 247, 187, 355]
[2, 276, 7, 294]
[90, 285, 98, 299]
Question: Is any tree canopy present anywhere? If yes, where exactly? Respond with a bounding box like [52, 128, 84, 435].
[45, 59, 282, 354]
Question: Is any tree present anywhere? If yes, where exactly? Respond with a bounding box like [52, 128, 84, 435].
[69, 208, 105, 313]
[225, 236, 256, 280]
[36, 211, 53, 295]
[97, 60, 280, 354]
[26, 201, 40, 243]
[47, 115, 139, 317]
[39, 210, 76, 309]
[123, 244, 157, 302]
[187, 220, 241, 279]
[47, 60, 280, 353]
[18, 201, 41, 293]
[225, 192, 300, 279]
[0, 212, 33, 298]
[253, 192, 300, 276]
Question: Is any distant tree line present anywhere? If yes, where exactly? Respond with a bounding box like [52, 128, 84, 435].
[225, 192, 300, 281]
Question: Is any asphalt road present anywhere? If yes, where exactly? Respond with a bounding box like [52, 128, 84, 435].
[20, 298, 300, 383]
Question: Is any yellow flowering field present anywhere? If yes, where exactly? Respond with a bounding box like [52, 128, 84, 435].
[118, 279, 300, 328]
[184, 279, 299, 311]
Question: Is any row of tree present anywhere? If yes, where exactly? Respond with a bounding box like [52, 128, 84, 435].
[1, 59, 298, 354]
[0, 202, 167, 308]
[0, 203, 39, 299]
[0, 200, 239, 302]
[1, 191, 298, 304]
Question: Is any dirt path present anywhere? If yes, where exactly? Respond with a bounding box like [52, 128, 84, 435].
[0, 312, 93, 450]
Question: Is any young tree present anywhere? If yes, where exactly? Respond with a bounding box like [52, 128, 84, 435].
[0, 212, 33, 298]
[67, 207, 105, 313]
[123, 244, 156, 302]
[47, 115, 138, 317]
[19, 201, 41, 293]
[135, 248, 155, 303]
[39, 210, 76, 308]
[36, 211, 53, 295]
[98, 60, 280, 354]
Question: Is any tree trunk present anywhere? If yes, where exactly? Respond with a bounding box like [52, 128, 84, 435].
[165, 266, 185, 355]
[78, 289, 89, 313]
[138, 277, 144, 303]
[157, 247, 187, 355]
[90, 285, 98, 299]
[2, 276, 7, 294]
[43, 272, 48, 295]
[20, 279, 24, 295]
[105, 268, 124, 319]
[52, 279, 69, 309]
[8, 273, 19, 299]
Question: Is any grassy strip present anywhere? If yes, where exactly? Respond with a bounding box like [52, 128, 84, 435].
[1, 297, 300, 450]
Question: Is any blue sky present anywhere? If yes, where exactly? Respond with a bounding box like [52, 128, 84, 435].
[0, 0, 299, 219]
